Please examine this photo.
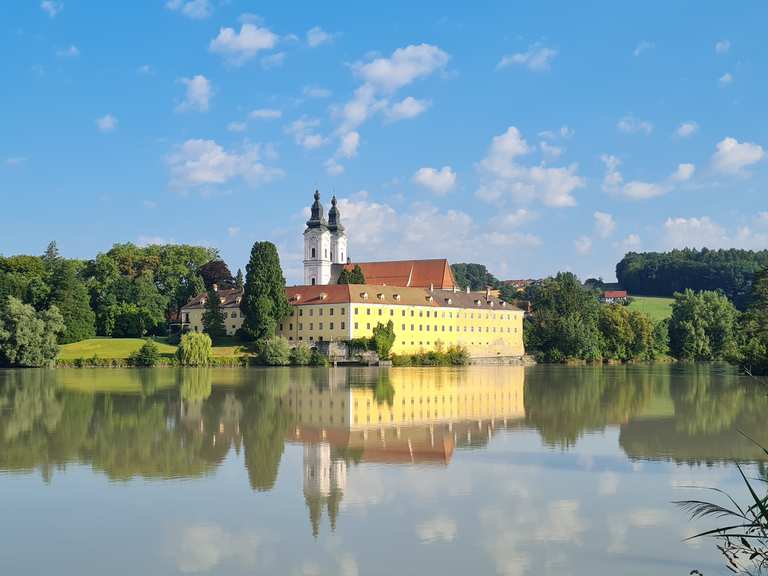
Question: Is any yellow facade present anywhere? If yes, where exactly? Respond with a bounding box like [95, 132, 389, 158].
[182, 305, 244, 336]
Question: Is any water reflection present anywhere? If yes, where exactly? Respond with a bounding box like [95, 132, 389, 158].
[0, 364, 766, 552]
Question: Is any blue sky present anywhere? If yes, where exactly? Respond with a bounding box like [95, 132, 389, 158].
[1, 1, 766, 283]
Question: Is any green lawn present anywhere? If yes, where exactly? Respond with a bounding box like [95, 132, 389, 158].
[627, 296, 674, 322]
[57, 338, 177, 360]
[57, 337, 249, 360]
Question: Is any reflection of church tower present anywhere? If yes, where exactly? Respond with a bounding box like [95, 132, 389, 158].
[303, 443, 347, 537]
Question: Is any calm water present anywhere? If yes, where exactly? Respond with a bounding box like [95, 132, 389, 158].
[1, 365, 766, 575]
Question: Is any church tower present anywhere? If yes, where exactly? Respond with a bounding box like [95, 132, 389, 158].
[327, 195, 347, 266]
[304, 190, 332, 285]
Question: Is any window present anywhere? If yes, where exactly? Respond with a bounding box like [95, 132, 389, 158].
[311, 278, 316, 285]
[289, 323, 293, 330]
[309, 309, 314, 316]
[366, 308, 371, 315]
[330, 322, 334, 330]
[299, 309, 303, 316]
[310, 323, 314, 330]
[329, 308, 334, 316]
[426, 311, 430, 318]
[402, 310, 406, 316]
[355, 307, 359, 314]
[319, 322, 323, 330]
[319, 308, 323, 316]
[231, 312, 237, 318]
[378, 309, 382, 316]
[402, 324, 406, 331]
[366, 323, 370, 329]
[426, 325, 430, 331]
[419, 325, 423, 331]
[419, 311, 423, 317]
[354, 322, 358, 329]
[279, 324, 283, 331]
[341, 308, 346, 315]
[298, 336, 303, 341]
[389, 309, 394, 316]
[311, 247, 316, 258]
[411, 310, 415, 317]
[410, 324, 414, 331]
[309, 336, 314, 341]
[341, 321, 345, 329]
[299, 323, 303, 330]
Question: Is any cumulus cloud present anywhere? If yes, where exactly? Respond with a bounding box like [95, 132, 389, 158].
[593, 211, 616, 238]
[40, 1, 63, 18]
[476, 126, 584, 207]
[337, 131, 360, 158]
[285, 117, 326, 149]
[675, 122, 698, 138]
[617, 233, 642, 252]
[227, 121, 246, 132]
[166, 139, 282, 189]
[353, 43, 449, 93]
[711, 137, 764, 175]
[539, 141, 563, 158]
[260, 51, 286, 69]
[574, 236, 592, 255]
[413, 166, 457, 195]
[166, 0, 211, 19]
[490, 208, 536, 228]
[715, 39, 731, 54]
[209, 22, 278, 65]
[601, 155, 694, 200]
[385, 96, 430, 122]
[497, 43, 558, 71]
[617, 115, 653, 135]
[633, 41, 655, 56]
[306, 26, 332, 47]
[174, 524, 259, 573]
[56, 44, 79, 58]
[325, 158, 344, 176]
[303, 86, 331, 99]
[662, 217, 728, 249]
[539, 125, 574, 140]
[250, 108, 281, 120]
[96, 114, 118, 133]
[719, 72, 733, 86]
[177, 75, 212, 112]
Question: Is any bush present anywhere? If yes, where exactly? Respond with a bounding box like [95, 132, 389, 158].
[130, 338, 160, 367]
[309, 348, 329, 366]
[391, 345, 470, 367]
[176, 332, 212, 366]
[372, 321, 396, 359]
[258, 337, 290, 366]
[289, 344, 311, 366]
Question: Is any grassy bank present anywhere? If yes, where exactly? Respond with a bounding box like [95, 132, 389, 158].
[57, 337, 250, 361]
[627, 296, 674, 322]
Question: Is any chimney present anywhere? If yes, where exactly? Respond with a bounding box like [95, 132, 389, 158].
[212, 283, 218, 292]
[466, 285, 470, 294]
[429, 282, 434, 292]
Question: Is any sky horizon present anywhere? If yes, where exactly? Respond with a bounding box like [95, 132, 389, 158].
[2, 1, 766, 284]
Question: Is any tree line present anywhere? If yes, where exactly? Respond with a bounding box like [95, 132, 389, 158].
[523, 270, 768, 374]
[616, 248, 768, 309]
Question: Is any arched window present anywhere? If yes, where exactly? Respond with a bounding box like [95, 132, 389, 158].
[311, 247, 316, 258]
[311, 277, 316, 285]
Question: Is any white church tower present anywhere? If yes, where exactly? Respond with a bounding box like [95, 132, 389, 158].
[304, 191, 347, 286]
[304, 190, 332, 285]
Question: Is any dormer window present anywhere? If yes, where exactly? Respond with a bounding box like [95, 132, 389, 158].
[293, 294, 301, 302]
[444, 297, 452, 305]
[201, 297, 207, 305]
[393, 294, 401, 301]
[377, 293, 385, 300]
[360, 291, 368, 299]
[501, 301, 507, 307]
[474, 299, 482, 306]
[320, 292, 328, 300]
[219, 297, 226, 304]
[426, 295, 434, 303]
[489, 301, 495, 307]
[236, 297, 241, 304]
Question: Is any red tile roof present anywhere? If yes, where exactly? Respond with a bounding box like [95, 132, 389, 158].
[602, 290, 628, 298]
[344, 259, 455, 289]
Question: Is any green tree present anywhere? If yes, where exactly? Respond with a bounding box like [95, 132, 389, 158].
[0, 296, 64, 367]
[111, 303, 146, 337]
[668, 289, 739, 360]
[735, 267, 768, 374]
[289, 344, 311, 365]
[337, 265, 365, 284]
[130, 339, 160, 367]
[49, 260, 96, 344]
[235, 268, 244, 289]
[240, 242, 290, 341]
[371, 320, 396, 359]
[201, 287, 226, 342]
[176, 332, 212, 366]
[451, 263, 499, 291]
[258, 337, 291, 366]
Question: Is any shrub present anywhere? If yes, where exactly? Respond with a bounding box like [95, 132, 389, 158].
[131, 338, 161, 367]
[372, 320, 396, 359]
[445, 344, 470, 365]
[258, 337, 291, 366]
[309, 348, 329, 366]
[390, 345, 470, 366]
[176, 332, 212, 366]
[289, 344, 311, 366]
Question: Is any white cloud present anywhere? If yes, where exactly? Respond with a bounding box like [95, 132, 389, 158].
[711, 137, 764, 175]
[249, 108, 281, 120]
[490, 208, 536, 228]
[539, 125, 574, 140]
[306, 26, 332, 47]
[598, 472, 619, 496]
[476, 126, 584, 207]
[633, 41, 654, 56]
[286, 117, 326, 149]
[719, 72, 733, 86]
[618, 233, 642, 252]
[96, 114, 118, 133]
[416, 517, 457, 543]
[40, 1, 63, 18]
[662, 217, 728, 249]
[539, 141, 563, 158]
[353, 44, 449, 93]
[174, 524, 259, 573]
[497, 43, 557, 71]
[574, 236, 592, 255]
[165, 0, 211, 19]
[593, 211, 616, 238]
[166, 139, 282, 189]
[337, 131, 360, 158]
[56, 44, 79, 58]
[325, 158, 344, 175]
[413, 166, 457, 195]
[715, 39, 731, 54]
[227, 226, 240, 237]
[621, 180, 667, 200]
[617, 115, 653, 135]
[261, 51, 286, 69]
[670, 162, 695, 182]
[303, 86, 331, 98]
[177, 75, 212, 112]
[209, 22, 278, 65]
[227, 121, 246, 132]
[385, 96, 430, 122]
[675, 121, 698, 138]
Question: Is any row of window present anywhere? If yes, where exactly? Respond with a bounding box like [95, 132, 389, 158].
[353, 307, 517, 321]
[280, 322, 346, 331]
[353, 322, 517, 334]
[294, 307, 346, 317]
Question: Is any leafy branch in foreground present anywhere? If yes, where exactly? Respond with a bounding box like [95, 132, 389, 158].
[675, 433, 768, 574]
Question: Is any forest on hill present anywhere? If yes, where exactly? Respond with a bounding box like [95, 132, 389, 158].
[616, 249, 768, 309]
